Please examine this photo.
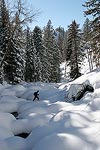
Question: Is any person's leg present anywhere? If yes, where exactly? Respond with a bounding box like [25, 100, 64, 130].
[33, 97, 36, 101]
[37, 96, 39, 100]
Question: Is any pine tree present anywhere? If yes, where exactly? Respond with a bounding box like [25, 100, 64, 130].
[3, 0, 36, 84]
[0, 0, 10, 83]
[24, 27, 37, 82]
[83, 18, 91, 42]
[33, 26, 49, 82]
[43, 20, 54, 82]
[56, 27, 65, 62]
[83, 0, 100, 35]
[33, 26, 42, 81]
[83, 0, 100, 67]
[24, 27, 33, 82]
[43, 20, 60, 82]
[62, 30, 68, 77]
[66, 20, 83, 80]
[3, 13, 24, 84]
[0, 0, 38, 84]
[51, 40, 61, 82]
[82, 18, 93, 71]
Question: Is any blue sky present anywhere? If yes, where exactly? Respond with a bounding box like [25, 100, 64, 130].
[30, 0, 86, 30]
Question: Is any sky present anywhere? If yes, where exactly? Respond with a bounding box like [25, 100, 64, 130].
[29, 0, 87, 30]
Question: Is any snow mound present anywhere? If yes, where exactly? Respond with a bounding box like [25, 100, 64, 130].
[32, 133, 88, 150]
[0, 68, 100, 149]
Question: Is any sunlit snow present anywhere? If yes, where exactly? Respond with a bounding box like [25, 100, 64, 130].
[0, 65, 100, 150]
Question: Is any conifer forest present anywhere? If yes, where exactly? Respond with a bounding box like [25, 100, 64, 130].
[0, 0, 100, 84]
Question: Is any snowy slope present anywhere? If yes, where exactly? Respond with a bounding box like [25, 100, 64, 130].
[0, 68, 100, 149]
[60, 55, 97, 82]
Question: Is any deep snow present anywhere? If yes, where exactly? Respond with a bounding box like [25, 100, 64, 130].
[0, 67, 100, 149]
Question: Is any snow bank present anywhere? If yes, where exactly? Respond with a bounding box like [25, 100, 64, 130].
[0, 137, 27, 150]
[0, 68, 100, 150]
[32, 133, 88, 150]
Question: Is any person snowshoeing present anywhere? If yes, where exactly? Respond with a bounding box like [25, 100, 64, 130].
[33, 90, 39, 101]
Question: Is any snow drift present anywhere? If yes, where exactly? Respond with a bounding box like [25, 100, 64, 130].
[0, 68, 100, 149]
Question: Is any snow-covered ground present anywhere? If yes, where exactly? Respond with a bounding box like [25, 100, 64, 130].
[0, 67, 100, 150]
[60, 56, 97, 82]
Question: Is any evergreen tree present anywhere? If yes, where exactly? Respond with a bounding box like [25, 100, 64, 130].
[51, 40, 61, 82]
[43, 20, 60, 82]
[43, 20, 55, 82]
[62, 30, 68, 76]
[24, 27, 34, 82]
[33, 26, 49, 82]
[82, 18, 93, 71]
[83, 0, 100, 35]
[33, 26, 43, 81]
[83, 18, 91, 42]
[66, 20, 83, 80]
[56, 27, 65, 62]
[3, 0, 36, 84]
[3, 13, 24, 84]
[25, 26, 39, 82]
[0, 0, 39, 84]
[0, 0, 10, 83]
[83, 0, 100, 67]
